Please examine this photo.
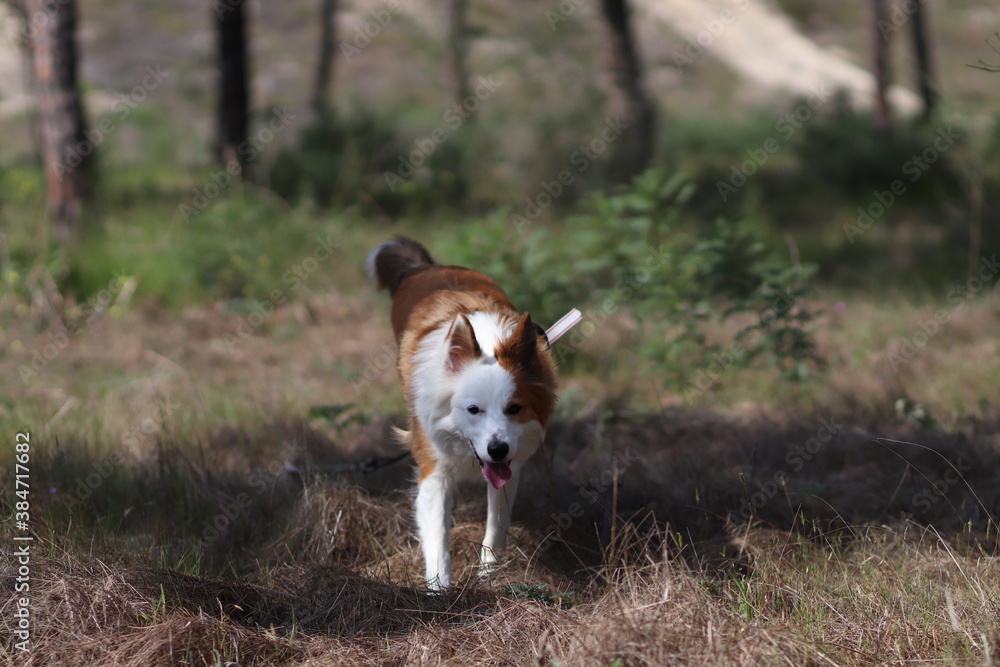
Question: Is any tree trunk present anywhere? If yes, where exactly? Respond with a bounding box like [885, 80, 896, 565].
[215, 0, 250, 171]
[907, 0, 936, 121]
[311, 0, 337, 115]
[26, 0, 89, 243]
[5, 0, 43, 167]
[870, 0, 892, 134]
[600, 0, 656, 183]
[446, 0, 471, 113]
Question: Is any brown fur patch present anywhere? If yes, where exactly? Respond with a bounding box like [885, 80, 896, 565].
[395, 266, 520, 408]
[408, 418, 437, 481]
[372, 236, 436, 294]
[496, 313, 557, 430]
[387, 261, 557, 464]
[390, 266, 514, 341]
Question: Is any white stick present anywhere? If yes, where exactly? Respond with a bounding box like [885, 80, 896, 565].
[545, 308, 582, 344]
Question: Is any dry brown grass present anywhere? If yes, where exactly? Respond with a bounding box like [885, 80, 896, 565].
[8, 519, 999, 666]
[6, 411, 1000, 665]
[3, 291, 1000, 665]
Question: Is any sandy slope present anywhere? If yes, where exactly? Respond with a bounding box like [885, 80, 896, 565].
[0, 0, 923, 123]
[633, 0, 920, 113]
[0, 4, 31, 118]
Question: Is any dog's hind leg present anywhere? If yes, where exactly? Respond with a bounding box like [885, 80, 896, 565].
[479, 462, 522, 577]
[416, 469, 453, 591]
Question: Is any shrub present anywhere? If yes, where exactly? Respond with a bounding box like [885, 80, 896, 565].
[268, 109, 468, 216]
[438, 170, 822, 392]
[792, 93, 964, 202]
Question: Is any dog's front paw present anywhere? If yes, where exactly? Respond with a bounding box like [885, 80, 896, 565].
[425, 573, 450, 594]
[477, 558, 502, 581]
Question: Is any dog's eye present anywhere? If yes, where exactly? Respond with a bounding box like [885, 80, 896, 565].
[505, 404, 522, 416]
[467, 406, 481, 415]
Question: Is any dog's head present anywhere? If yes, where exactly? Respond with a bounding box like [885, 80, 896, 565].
[446, 312, 556, 489]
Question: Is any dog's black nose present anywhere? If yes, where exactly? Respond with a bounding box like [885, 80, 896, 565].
[487, 439, 509, 461]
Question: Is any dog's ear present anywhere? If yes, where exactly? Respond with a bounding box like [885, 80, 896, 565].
[510, 312, 538, 360]
[446, 314, 481, 374]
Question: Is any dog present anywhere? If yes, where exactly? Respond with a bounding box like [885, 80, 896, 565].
[367, 236, 557, 590]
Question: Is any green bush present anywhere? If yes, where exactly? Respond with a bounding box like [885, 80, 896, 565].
[53, 191, 359, 308]
[268, 109, 468, 216]
[437, 170, 822, 391]
[791, 94, 963, 202]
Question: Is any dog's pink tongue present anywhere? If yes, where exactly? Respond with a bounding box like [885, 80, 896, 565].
[483, 461, 512, 489]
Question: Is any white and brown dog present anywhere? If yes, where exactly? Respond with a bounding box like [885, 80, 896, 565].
[367, 236, 557, 590]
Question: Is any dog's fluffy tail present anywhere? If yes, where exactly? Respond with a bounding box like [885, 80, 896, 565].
[366, 235, 436, 295]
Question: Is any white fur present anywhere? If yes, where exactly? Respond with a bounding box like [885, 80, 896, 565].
[415, 470, 453, 590]
[411, 312, 544, 590]
[480, 462, 522, 572]
[465, 311, 514, 356]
